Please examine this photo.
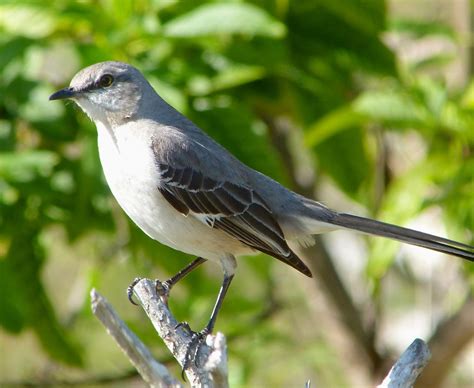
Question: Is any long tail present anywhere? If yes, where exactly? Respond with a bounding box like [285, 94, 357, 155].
[327, 213, 474, 261]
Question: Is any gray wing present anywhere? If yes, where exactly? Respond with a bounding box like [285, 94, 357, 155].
[157, 163, 312, 277]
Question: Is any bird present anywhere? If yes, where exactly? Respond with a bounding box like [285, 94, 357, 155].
[49, 61, 473, 353]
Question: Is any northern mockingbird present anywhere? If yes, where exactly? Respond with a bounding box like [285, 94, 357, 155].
[50, 61, 473, 341]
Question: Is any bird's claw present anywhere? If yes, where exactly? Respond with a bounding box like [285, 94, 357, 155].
[178, 325, 211, 379]
[127, 277, 143, 305]
[175, 321, 193, 333]
[155, 279, 172, 305]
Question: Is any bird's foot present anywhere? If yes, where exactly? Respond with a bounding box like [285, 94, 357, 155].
[155, 279, 172, 305]
[175, 321, 194, 334]
[175, 322, 211, 378]
[128, 278, 174, 306]
[127, 277, 143, 305]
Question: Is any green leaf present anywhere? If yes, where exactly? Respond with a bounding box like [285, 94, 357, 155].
[305, 105, 366, 147]
[461, 80, 474, 108]
[365, 155, 466, 280]
[354, 89, 429, 127]
[148, 76, 188, 113]
[188, 64, 266, 96]
[410, 53, 455, 72]
[287, 0, 396, 76]
[313, 127, 371, 197]
[0, 4, 57, 38]
[318, 0, 386, 36]
[366, 171, 429, 280]
[390, 18, 456, 39]
[437, 159, 474, 239]
[0, 151, 58, 183]
[163, 3, 286, 38]
[415, 76, 447, 117]
[0, 37, 32, 70]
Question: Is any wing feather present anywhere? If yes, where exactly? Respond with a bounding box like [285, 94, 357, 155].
[156, 163, 311, 277]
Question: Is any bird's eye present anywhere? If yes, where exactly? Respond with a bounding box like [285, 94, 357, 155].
[98, 74, 114, 88]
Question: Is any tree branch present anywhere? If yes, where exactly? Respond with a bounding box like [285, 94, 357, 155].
[377, 338, 431, 388]
[127, 279, 228, 388]
[90, 289, 182, 388]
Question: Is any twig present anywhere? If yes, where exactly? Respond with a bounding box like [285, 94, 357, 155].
[90, 289, 182, 388]
[131, 278, 229, 388]
[377, 339, 431, 388]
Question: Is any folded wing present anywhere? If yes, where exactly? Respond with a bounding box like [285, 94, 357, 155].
[157, 163, 312, 277]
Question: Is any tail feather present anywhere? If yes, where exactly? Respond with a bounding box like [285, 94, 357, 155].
[328, 213, 474, 261]
[256, 245, 313, 277]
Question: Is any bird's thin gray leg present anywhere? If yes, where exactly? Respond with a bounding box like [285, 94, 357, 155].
[203, 273, 234, 334]
[127, 257, 207, 305]
[181, 273, 234, 373]
[160, 257, 207, 299]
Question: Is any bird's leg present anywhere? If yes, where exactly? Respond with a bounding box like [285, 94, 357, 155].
[182, 272, 234, 371]
[201, 273, 234, 335]
[158, 257, 207, 304]
[127, 257, 206, 305]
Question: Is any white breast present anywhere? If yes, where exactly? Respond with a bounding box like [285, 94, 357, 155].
[96, 121, 249, 261]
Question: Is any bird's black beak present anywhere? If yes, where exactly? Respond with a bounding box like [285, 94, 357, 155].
[49, 87, 76, 101]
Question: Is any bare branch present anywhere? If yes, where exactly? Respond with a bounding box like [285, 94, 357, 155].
[377, 339, 431, 388]
[131, 279, 229, 388]
[90, 289, 182, 388]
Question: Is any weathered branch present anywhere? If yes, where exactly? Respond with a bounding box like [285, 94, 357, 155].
[415, 295, 474, 388]
[128, 279, 228, 387]
[378, 339, 431, 388]
[90, 289, 181, 388]
[91, 281, 229, 388]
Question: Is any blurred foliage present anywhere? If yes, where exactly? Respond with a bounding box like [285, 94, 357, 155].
[0, 0, 473, 385]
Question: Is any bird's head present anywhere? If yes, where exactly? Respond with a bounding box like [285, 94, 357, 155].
[49, 61, 149, 125]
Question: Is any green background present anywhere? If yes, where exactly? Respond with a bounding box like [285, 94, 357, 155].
[0, 0, 473, 386]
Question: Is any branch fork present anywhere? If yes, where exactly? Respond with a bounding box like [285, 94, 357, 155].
[91, 278, 228, 387]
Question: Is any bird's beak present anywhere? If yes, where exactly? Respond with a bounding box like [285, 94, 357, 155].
[49, 87, 76, 101]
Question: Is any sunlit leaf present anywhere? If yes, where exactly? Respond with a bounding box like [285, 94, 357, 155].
[366, 155, 463, 280]
[461, 80, 474, 108]
[163, 3, 286, 38]
[305, 106, 366, 147]
[148, 76, 188, 113]
[390, 18, 456, 39]
[354, 90, 429, 126]
[0, 4, 56, 38]
[188, 65, 266, 96]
